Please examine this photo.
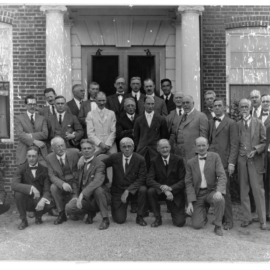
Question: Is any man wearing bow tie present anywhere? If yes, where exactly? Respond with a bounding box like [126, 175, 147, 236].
[186, 137, 226, 236]
[208, 98, 239, 230]
[237, 99, 267, 230]
[12, 146, 54, 230]
[67, 84, 86, 117]
[202, 90, 216, 120]
[65, 139, 110, 230]
[147, 139, 186, 228]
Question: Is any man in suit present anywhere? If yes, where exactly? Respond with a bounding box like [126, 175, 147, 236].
[265, 124, 270, 222]
[186, 137, 226, 236]
[67, 84, 86, 117]
[15, 95, 48, 165]
[160, 78, 176, 114]
[12, 145, 54, 230]
[209, 98, 239, 230]
[65, 139, 110, 230]
[86, 91, 117, 155]
[202, 90, 216, 120]
[171, 95, 209, 166]
[47, 95, 84, 149]
[126, 77, 145, 115]
[144, 78, 168, 116]
[78, 82, 99, 137]
[46, 137, 81, 225]
[134, 96, 169, 171]
[261, 94, 270, 128]
[237, 98, 267, 230]
[106, 76, 128, 119]
[101, 137, 148, 226]
[147, 139, 186, 227]
[0, 172, 10, 216]
[250, 89, 262, 119]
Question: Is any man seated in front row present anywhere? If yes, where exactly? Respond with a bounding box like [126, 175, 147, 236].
[185, 137, 226, 236]
[65, 139, 111, 230]
[12, 146, 54, 230]
[147, 139, 186, 228]
[0, 172, 10, 217]
[46, 137, 80, 225]
[101, 137, 148, 226]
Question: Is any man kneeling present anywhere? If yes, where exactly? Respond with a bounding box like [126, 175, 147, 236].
[12, 146, 54, 230]
[65, 139, 110, 230]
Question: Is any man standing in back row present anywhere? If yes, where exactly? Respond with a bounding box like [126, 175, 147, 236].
[160, 79, 176, 114]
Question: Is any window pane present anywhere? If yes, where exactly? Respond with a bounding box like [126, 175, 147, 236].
[230, 68, 243, 84]
[255, 69, 268, 83]
[231, 52, 243, 68]
[256, 36, 269, 52]
[230, 36, 243, 52]
[243, 36, 256, 52]
[243, 52, 256, 68]
[243, 69, 256, 84]
[256, 53, 268, 68]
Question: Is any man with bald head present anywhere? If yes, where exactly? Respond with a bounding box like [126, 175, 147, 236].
[67, 84, 86, 117]
[185, 137, 226, 236]
[250, 89, 262, 119]
[171, 95, 209, 166]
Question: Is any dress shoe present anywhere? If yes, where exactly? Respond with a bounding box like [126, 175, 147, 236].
[214, 225, 223, 236]
[99, 218, 110, 230]
[27, 212, 35, 218]
[151, 217, 162, 228]
[252, 217, 259, 222]
[35, 216, 43, 225]
[223, 222, 233, 230]
[260, 223, 267, 230]
[241, 220, 253, 228]
[48, 209, 58, 216]
[54, 211, 67, 225]
[136, 215, 147, 226]
[143, 211, 150, 218]
[18, 219, 28, 230]
[130, 204, 138, 214]
[85, 215, 94, 224]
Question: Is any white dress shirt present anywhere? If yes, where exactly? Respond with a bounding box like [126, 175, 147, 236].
[56, 153, 66, 166]
[90, 99, 97, 111]
[162, 155, 170, 166]
[74, 98, 82, 110]
[123, 154, 133, 172]
[145, 111, 154, 127]
[132, 91, 141, 101]
[243, 115, 251, 127]
[27, 111, 36, 121]
[208, 108, 215, 117]
[163, 93, 171, 100]
[56, 111, 66, 122]
[84, 156, 94, 170]
[215, 114, 225, 129]
[176, 107, 183, 116]
[127, 113, 135, 121]
[252, 105, 262, 118]
[198, 154, 207, 188]
[29, 163, 38, 178]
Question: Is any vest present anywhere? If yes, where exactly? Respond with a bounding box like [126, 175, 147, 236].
[239, 121, 252, 156]
[62, 156, 74, 182]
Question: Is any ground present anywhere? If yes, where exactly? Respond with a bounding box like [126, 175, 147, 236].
[1, 201, 270, 261]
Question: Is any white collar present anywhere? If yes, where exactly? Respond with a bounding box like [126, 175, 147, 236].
[56, 111, 65, 117]
[162, 155, 170, 163]
[132, 91, 140, 98]
[198, 154, 207, 160]
[123, 154, 133, 161]
[56, 153, 66, 160]
[84, 156, 94, 163]
[29, 163, 38, 168]
[27, 111, 35, 120]
[176, 107, 183, 114]
[215, 114, 225, 121]
[145, 111, 154, 117]
[127, 113, 135, 119]
[164, 93, 171, 100]
[74, 98, 82, 108]
[186, 107, 195, 115]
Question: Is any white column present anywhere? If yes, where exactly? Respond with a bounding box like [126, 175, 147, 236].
[178, 6, 204, 110]
[40, 5, 67, 96]
[174, 14, 182, 93]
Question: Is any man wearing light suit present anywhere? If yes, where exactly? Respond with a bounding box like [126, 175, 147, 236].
[15, 95, 48, 165]
[237, 98, 267, 230]
[86, 91, 117, 155]
[186, 137, 226, 236]
[209, 98, 239, 230]
[171, 95, 209, 166]
[65, 139, 110, 230]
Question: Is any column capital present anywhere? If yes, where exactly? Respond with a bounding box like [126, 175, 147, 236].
[177, 5, 204, 15]
[40, 5, 67, 14]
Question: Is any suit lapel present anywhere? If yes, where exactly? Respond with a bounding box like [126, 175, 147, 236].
[23, 113, 35, 132]
[264, 115, 270, 127]
[62, 113, 69, 130]
[204, 153, 212, 173]
[150, 113, 158, 128]
[66, 151, 74, 171]
[251, 118, 256, 139]
[26, 166, 35, 182]
[193, 157, 201, 179]
[215, 117, 228, 136]
[183, 110, 196, 126]
[166, 155, 174, 177]
[119, 155, 125, 176]
[35, 163, 43, 181]
[125, 155, 134, 176]
[141, 114, 149, 128]
[52, 153, 63, 176]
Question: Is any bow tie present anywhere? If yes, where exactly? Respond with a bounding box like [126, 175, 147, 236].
[29, 166, 38, 170]
[213, 117, 221, 122]
[199, 157, 206, 161]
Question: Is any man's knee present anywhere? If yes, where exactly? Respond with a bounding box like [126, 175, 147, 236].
[192, 222, 204, 230]
[14, 191, 25, 201]
[213, 196, 225, 206]
[50, 184, 59, 195]
[112, 212, 126, 224]
[94, 187, 104, 197]
[173, 218, 186, 227]
[138, 186, 147, 194]
[147, 187, 156, 197]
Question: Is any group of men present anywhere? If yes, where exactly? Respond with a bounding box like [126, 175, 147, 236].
[1, 75, 270, 237]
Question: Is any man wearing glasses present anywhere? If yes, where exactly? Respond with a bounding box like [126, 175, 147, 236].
[15, 94, 48, 165]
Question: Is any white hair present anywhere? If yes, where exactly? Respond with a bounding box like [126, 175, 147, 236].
[262, 95, 270, 101]
[51, 136, 65, 147]
[250, 89, 261, 98]
[120, 137, 134, 146]
[239, 98, 252, 108]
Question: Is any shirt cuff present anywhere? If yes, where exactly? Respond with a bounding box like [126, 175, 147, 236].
[30, 186, 34, 195]
[41, 198, 50, 204]
[228, 163, 235, 167]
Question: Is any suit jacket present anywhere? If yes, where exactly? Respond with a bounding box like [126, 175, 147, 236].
[237, 117, 266, 174]
[265, 125, 270, 173]
[134, 113, 169, 159]
[46, 148, 80, 195]
[147, 154, 185, 207]
[203, 108, 213, 120]
[116, 113, 139, 142]
[12, 162, 52, 201]
[15, 113, 48, 164]
[171, 109, 209, 161]
[263, 114, 270, 129]
[67, 98, 80, 117]
[38, 105, 71, 120]
[0, 172, 6, 204]
[160, 94, 176, 114]
[78, 100, 96, 128]
[208, 116, 239, 169]
[106, 93, 129, 119]
[86, 108, 117, 153]
[101, 152, 147, 195]
[126, 92, 145, 115]
[47, 112, 84, 148]
[185, 152, 227, 203]
[166, 109, 181, 135]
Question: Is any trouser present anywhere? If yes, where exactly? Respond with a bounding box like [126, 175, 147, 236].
[223, 171, 233, 223]
[191, 189, 225, 229]
[50, 184, 74, 212]
[0, 200, 10, 215]
[14, 192, 54, 220]
[238, 155, 266, 223]
[265, 153, 270, 216]
[65, 186, 110, 219]
[147, 187, 186, 227]
[111, 186, 147, 224]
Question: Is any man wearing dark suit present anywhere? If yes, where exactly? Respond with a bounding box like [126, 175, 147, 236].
[171, 95, 209, 166]
[261, 94, 270, 128]
[47, 95, 84, 149]
[67, 84, 86, 117]
[65, 139, 110, 230]
[78, 82, 99, 137]
[202, 90, 216, 120]
[46, 137, 81, 225]
[147, 139, 186, 227]
[134, 96, 169, 171]
[0, 172, 10, 216]
[250, 89, 263, 119]
[186, 137, 226, 236]
[237, 98, 267, 230]
[160, 79, 176, 114]
[12, 146, 54, 230]
[265, 124, 270, 222]
[209, 98, 239, 230]
[101, 137, 148, 226]
[15, 95, 48, 165]
[106, 76, 128, 119]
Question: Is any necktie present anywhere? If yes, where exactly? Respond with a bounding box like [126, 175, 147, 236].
[134, 94, 138, 114]
[164, 159, 168, 171]
[254, 108, 258, 118]
[244, 120, 248, 129]
[181, 113, 187, 123]
[130, 115, 134, 122]
[213, 117, 221, 122]
[178, 109, 182, 116]
[134, 94, 138, 101]
[59, 114, 62, 125]
[59, 157, 64, 167]
[30, 114, 35, 126]
[125, 158, 129, 173]
[52, 105, 56, 115]
[199, 157, 206, 161]
[165, 96, 169, 105]
[83, 160, 91, 181]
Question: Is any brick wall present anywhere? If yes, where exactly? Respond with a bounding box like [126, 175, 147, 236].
[0, 5, 46, 193]
[202, 5, 270, 108]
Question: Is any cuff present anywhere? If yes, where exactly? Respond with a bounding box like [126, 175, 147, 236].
[30, 186, 34, 195]
[228, 163, 235, 167]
